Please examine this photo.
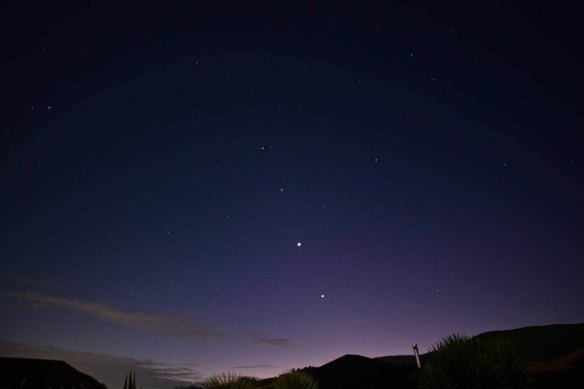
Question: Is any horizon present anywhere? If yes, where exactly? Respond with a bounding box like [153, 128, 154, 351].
[4, 320, 582, 387]
[1, 2, 583, 389]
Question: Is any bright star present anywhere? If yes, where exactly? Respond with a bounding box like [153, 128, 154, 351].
[297, 242, 302, 247]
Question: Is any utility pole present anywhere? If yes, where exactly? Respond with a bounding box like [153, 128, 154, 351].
[412, 343, 421, 368]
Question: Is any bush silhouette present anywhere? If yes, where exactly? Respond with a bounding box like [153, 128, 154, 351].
[273, 370, 318, 389]
[419, 334, 531, 389]
[202, 373, 256, 389]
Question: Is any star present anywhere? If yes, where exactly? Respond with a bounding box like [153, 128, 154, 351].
[320, 294, 325, 298]
[297, 242, 302, 247]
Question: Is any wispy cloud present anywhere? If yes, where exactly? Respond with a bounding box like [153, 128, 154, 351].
[233, 364, 276, 369]
[253, 337, 295, 347]
[0, 269, 61, 290]
[0, 290, 223, 339]
[0, 340, 200, 389]
[245, 331, 295, 348]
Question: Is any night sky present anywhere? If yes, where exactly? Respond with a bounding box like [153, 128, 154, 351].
[1, 2, 583, 388]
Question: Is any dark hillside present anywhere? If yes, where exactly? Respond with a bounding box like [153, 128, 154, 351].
[311, 354, 417, 389]
[475, 323, 584, 362]
[374, 355, 415, 367]
[473, 323, 584, 388]
[0, 358, 106, 389]
[369, 323, 584, 389]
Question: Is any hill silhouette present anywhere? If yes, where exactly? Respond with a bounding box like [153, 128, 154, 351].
[303, 323, 584, 389]
[475, 322, 584, 362]
[473, 323, 584, 389]
[2, 323, 582, 389]
[307, 354, 417, 389]
[0, 357, 106, 389]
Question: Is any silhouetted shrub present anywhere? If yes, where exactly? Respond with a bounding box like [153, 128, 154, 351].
[122, 372, 136, 389]
[273, 370, 318, 389]
[202, 373, 256, 389]
[419, 334, 531, 389]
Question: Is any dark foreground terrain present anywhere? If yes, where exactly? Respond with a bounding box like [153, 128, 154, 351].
[0, 358, 106, 389]
[204, 323, 584, 389]
[476, 323, 584, 389]
[2, 323, 583, 389]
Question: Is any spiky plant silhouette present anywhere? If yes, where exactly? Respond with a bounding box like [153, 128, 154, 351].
[122, 372, 136, 389]
[419, 333, 532, 389]
[201, 373, 256, 389]
[273, 370, 318, 389]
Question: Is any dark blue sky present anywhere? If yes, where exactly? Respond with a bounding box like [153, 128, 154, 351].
[1, 2, 583, 387]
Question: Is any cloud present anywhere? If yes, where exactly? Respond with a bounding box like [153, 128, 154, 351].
[244, 331, 295, 347]
[2, 290, 295, 347]
[233, 364, 275, 369]
[0, 269, 61, 290]
[253, 337, 295, 347]
[0, 340, 201, 389]
[245, 332, 295, 348]
[0, 290, 222, 339]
